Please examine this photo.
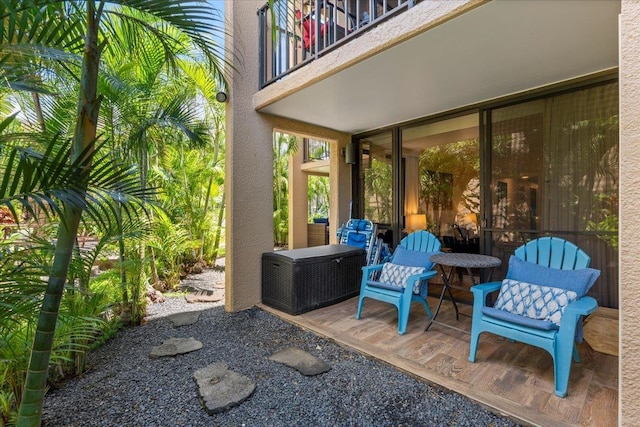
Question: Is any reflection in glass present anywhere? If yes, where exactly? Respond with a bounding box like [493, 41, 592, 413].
[402, 114, 480, 250]
[489, 82, 619, 308]
[360, 133, 392, 225]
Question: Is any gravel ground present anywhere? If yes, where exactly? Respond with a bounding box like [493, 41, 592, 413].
[41, 268, 522, 427]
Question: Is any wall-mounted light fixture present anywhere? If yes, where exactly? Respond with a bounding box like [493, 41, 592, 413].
[344, 142, 356, 164]
[215, 91, 228, 103]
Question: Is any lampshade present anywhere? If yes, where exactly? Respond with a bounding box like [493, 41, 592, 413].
[406, 214, 427, 232]
[464, 213, 478, 225]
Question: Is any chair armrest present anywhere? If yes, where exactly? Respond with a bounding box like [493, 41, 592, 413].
[470, 281, 501, 296]
[470, 281, 501, 310]
[563, 296, 598, 319]
[405, 270, 438, 297]
[362, 264, 384, 273]
[557, 296, 598, 343]
[405, 270, 438, 288]
[413, 270, 437, 281]
[362, 263, 384, 280]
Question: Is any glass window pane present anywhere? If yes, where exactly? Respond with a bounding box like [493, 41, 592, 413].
[489, 82, 619, 308]
[360, 133, 393, 225]
[490, 100, 544, 234]
[402, 113, 480, 251]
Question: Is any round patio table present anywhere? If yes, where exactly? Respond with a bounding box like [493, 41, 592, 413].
[426, 253, 501, 333]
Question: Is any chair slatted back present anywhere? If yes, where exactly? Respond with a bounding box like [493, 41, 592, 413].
[514, 237, 590, 270]
[397, 230, 441, 254]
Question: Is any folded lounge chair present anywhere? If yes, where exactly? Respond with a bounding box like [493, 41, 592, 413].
[338, 219, 382, 265]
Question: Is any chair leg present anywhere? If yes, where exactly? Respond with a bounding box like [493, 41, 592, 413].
[554, 341, 576, 397]
[420, 298, 433, 318]
[554, 358, 570, 398]
[468, 324, 481, 363]
[355, 295, 365, 320]
[411, 293, 432, 318]
[397, 298, 409, 335]
[397, 310, 408, 335]
[396, 289, 418, 335]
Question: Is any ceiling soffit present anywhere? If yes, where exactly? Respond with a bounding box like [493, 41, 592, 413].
[256, 0, 620, 134]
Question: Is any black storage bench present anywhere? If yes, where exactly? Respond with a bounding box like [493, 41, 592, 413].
[262, 244, 366, 315]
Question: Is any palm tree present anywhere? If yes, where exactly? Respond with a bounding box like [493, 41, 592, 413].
[0, 1, 228, 425]
[273, 132, 297, 246]
[308, 175, 329, 220]
[96, 11, 228, 290]
[0, 115, 155, 412]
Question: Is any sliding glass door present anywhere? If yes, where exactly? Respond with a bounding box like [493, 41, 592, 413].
[485, 82, 619, 308]
[351, 79, 618, 309]
[401, 113, 480, 252]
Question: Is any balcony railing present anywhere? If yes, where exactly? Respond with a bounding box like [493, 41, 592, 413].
[258, 0, 415, 89]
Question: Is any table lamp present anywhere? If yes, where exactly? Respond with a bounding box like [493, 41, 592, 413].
[406, 214, 427, 232]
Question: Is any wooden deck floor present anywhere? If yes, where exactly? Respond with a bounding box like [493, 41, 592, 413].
[259, 285, 618, 427]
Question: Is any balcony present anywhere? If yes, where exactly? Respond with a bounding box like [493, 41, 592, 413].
[258, 0, 415, 89]
[254, 1, 619, 135]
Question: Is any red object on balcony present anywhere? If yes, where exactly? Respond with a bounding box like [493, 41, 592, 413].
[295, 9, 329, 51]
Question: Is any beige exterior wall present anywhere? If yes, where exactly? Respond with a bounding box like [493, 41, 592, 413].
[620, 2, 640, 424]
[288, 145, 308, 249]
[226, 2, 352, 311]
[225, 1, 275, 311]
[331, 138, 354, 243]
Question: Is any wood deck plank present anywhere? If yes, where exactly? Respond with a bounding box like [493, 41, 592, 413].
[258, 295, 618, 427]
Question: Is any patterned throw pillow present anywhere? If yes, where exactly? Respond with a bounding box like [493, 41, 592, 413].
[378, 263, 425, 293]
[505, 255, 600, 297]
[493, 279, 579, 326]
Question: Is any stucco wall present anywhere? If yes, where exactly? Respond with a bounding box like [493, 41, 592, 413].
[620, 1, 640, 424]
[225, 1, 274, 311]
[225, 1, 352, 311]
[288, 145, 308, 249]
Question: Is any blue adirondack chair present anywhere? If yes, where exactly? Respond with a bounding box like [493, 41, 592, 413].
[468, 237, 601, 397]
[355, 231, 442, 335]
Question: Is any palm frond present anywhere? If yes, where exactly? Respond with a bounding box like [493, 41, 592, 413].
[104, 0, 231, 90]
[0, 128, 157, 227]
[0, 1, 84, 92]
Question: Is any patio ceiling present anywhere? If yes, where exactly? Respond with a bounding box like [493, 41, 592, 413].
[257, 0, 620, 135]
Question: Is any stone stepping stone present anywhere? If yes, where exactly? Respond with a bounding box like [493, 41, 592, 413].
[167, 311, 201, 327]
[269, 347, 331, 376]
[193, 362, 255, 414]
[149, 337, 202, 358]
[179, 284, 208, 293]
[184, 289, 224, 303]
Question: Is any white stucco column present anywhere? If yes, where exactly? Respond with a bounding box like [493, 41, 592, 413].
[619, 1, 640, 424]
[224, 1, 274, 311]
